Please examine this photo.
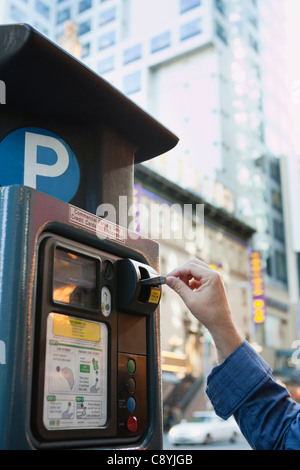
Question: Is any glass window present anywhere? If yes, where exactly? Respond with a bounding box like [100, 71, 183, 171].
[98, 30, 115, 50]
[275, 251, 287, 284]
[151, 31, 171, 53]
[35, 0, 50, 19]
[270, 160, 281, 182]
[98, 55, 115, 74]
[249, 34, 259, 52]
[180, 0, 201, 14]
[79, 0, 92, 14]
[123, 70, 142, 95]
[123, 44, 142, 64]
[249, 15, 258, 29]
[10, 5, 26, 22]
[57, 8, 71, 25]
[79, 19, 92, 35]
[180, 18, 202, 41]
[82, 43, 91, 58]
[273, 219, 285, 242]
[271, 189, 282, 212]
[266, 252, 272, 277]
[215, 0, 226, 16]
[99, 6, 116, 25]
[216, 21, 227, 44]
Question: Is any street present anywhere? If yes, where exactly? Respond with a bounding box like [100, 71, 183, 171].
[163, 433, 252, 450]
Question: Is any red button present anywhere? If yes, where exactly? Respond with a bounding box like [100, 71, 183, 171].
[127, 416, 138, 432]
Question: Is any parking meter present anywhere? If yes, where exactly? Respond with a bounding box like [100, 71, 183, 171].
[0, 24, 178, 450]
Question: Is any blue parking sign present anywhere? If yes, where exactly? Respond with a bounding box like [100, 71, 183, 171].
[0, 127, 80, 202]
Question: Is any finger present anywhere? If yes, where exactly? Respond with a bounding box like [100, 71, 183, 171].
[167, 259, 212, 282]
[189, 278, 201, 290]
[165, 276, 194, 305]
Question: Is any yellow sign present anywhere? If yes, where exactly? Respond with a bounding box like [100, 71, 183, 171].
[51, 313, 100, 342]
[149, 287, 161, 304]
[250, 252, 266, 324]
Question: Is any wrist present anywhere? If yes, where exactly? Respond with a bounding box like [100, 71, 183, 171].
[210, 322, 244, 364]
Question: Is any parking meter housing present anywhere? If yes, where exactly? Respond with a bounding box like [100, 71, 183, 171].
[0, 24, 178, 450]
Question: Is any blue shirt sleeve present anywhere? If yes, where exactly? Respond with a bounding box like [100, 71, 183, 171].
[206, 341, 300, 450]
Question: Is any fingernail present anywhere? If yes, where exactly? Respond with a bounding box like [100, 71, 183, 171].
[165, 276, 175, 288]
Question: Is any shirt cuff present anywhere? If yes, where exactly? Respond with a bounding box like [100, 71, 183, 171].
[206, 341, 272, 420]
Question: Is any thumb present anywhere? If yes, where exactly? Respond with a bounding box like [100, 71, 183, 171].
[165, 276, 192, 305]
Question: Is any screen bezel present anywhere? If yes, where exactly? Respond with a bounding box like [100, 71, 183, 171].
[31, 235, 119, 446]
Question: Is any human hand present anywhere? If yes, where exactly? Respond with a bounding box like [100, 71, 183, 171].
[165, 258, 243, 362]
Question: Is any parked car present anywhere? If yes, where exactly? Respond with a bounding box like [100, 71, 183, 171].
[168, 411, 241, 445]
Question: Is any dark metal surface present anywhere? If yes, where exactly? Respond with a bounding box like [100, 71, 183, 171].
[0, 24, 178, 163]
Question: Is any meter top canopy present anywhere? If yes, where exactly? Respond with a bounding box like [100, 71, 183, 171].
[0, 24, 178, 163]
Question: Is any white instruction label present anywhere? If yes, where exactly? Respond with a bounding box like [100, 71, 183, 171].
[43, 313, 108, 430]
[69, 205, 125, 243]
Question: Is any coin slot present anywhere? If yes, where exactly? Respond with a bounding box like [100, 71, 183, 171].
[138, 267, 150, 303]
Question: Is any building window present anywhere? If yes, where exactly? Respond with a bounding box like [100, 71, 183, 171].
[98, 30, 115, 49]
[35, 0, 50, 19]
[266, 252, 272, 277]
[79, 0, 92, 14]
[180, 0, 201, 14]
[57, 8, 71, 25]
[123, 44, 142, 65]
[81, 43, 91, 58]
[123, 70, 142, 95]
[270, 160, 281, 183]
[273, 219, 285, 242]
[275, 251, 287, 284]
[10, 5, 26, 22]
[99, 6, 116, 25]
[249, 15, 258, 29]
[215, 21, 227, 44]
[151, 31, 171, 53]
[98, 55, 115, 74]
[271, 189, 282, 212]
[79, 19, 92, 35]
[249, 34, 259, 52]
[215, 0, 226, 16]
[180, 18, 202, 41]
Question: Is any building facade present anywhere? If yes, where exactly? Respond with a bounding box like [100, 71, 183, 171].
[135, 164, 255, 415]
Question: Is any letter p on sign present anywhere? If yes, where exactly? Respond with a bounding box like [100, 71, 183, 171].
[24, 132, 69, 189]
[0, 127, 80, 202]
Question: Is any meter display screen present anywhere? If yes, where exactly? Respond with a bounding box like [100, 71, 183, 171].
[53, 247, 98, 309]
[43, 313, 108, 431]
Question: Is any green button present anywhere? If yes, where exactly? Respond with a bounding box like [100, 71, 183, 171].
[127, 359, 136, 374]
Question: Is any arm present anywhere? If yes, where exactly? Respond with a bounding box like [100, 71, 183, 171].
[206, 340, 300, 449]
[166, 259, 300, 450]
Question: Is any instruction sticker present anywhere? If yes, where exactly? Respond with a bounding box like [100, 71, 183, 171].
[148, 287, 161, 304]
[69, 205, 126, 243]
[43, 313, 108, 431]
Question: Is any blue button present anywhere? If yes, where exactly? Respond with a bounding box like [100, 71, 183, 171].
[127, 397, 136, 412]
